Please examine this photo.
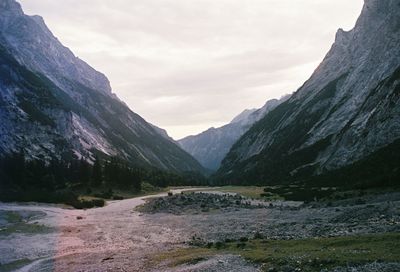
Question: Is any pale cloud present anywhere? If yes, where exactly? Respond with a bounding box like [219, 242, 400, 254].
[18, 0, 364, 139]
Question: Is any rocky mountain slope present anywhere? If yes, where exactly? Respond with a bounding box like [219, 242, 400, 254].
[216, 0, 400, 185]
[0, 0, 205, 174]
[178, 96, 289, 170]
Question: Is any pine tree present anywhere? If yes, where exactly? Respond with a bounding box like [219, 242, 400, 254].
[78, 158, 91, 185]
[91, 156, 103, 187]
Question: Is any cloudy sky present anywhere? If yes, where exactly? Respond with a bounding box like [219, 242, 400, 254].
[19, 0, 363, 140]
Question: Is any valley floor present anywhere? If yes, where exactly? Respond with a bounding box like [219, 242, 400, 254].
[0, 188, 399, 272]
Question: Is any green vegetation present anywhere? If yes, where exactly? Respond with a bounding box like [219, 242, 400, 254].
[194, 184, 397, 203]
[0, 221, 51, 236]
[302, 139, 400, 190]
[72, 196, 105, 209]
[208, 186, 265, 199]
[214, 70, 400, 191]
[0, 211, 53, 236]
[0, 43, 206, 208]
[4, 210, 22, 223]
[151, 247, 217, 267]
[184, 186, 281, 200]
[0, 151, 205, 208]
[93, 182, 168, 200]
[215, 75, 347, 186]
[154, 233, 400, 271]
[0, 259, 32, 272]
[228, 233, 400, 271]
[262, 185, 336, 202]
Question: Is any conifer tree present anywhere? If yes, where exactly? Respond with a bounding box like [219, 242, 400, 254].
[78, 158, 91, 184]
[91, 156, 103, 187]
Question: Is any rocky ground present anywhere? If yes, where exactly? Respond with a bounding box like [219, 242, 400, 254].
[140, 191, 400, 241]
[139, 190, 400, 271]
[0, 189, 399, 272]
[136, 192, 266, 214]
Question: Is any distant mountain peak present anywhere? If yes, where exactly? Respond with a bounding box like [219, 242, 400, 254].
[178, 96, 289, 170]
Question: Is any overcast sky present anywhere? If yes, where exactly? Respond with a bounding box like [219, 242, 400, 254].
[19, 0, 364, 140]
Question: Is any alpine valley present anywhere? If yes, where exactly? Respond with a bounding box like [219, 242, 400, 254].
[1, 1, 400, 271]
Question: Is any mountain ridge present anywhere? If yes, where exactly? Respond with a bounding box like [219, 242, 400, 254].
[215, 0, 400, 185]
[178, 95, 289, 170]
[0, 0, 205, 174]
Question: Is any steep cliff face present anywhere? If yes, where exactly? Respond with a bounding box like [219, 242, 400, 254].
[216, 0, 400, 184]
[0, 0, 205, 174]
[178, 97, 288, 170]
[0, 0, 111, 96]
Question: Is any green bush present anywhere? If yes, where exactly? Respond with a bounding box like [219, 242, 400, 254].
[215, 241, 225, 249]
[92, 198, 105, 207]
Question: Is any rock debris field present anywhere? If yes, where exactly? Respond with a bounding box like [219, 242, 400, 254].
[0, 189, 399, 272]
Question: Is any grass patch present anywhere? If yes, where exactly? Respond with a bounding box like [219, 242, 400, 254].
[0, 258, 32, 272]
[151, 247, 217, 267]
[4, 211, 22, 224]
[213, 186, 266, 199]
[154, 233, 400, 271]
[263, 185, 336, 202]
[0, 211, 53, 236]
[0, 223, 51, 236]
[183, 186, 280, 200]
[229, 233, 400, 270]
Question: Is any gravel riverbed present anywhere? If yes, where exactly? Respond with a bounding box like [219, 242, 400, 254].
[0, 190, 399, 271]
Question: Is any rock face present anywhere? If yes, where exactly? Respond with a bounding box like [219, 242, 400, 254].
[0, 0, 111, 96]
[0, 0, 205, 174]
[178, 96, 289, 171]
[216, 0, 400, 184]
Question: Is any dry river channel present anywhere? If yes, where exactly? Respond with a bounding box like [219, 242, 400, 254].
[0, 189, 260, 272]
[1, 189, 399, 272]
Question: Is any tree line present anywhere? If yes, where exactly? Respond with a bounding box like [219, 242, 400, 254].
[0, 152, 141, 191]
[0, 152, 207, 203]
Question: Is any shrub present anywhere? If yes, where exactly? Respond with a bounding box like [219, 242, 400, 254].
[113, 195, 124, 200]
[92, 198, 105, 207]
[94, 190, 113, 199]
[215, 241, 225, 249]
[68, 198, 105, 209]
[236, 242, 246, 249]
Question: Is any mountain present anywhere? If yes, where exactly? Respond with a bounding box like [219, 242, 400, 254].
[0, 0, 205, 174]
[178, 96, 289, 170]
[216, 0, 400, 186]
